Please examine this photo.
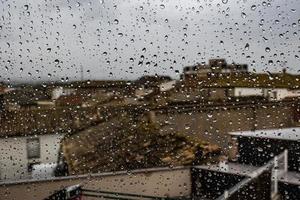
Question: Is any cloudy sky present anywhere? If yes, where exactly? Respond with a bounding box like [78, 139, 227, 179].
[0, 0, 299, 83]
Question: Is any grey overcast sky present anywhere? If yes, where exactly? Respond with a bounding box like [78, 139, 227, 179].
[0, 0, 299, 83]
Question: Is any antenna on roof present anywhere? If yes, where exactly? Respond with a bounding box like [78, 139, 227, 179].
[80, 65, 84, 81]
[280, 61, 287, 73]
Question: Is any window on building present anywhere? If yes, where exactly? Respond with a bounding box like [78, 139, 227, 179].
[27, 138, 40, 159]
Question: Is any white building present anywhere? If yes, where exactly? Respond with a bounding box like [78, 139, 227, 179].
[0, 133, 64, 181]
[234, 87, 300, 101]
[159, 80, 176, 92]
[51, 87, 75, 100]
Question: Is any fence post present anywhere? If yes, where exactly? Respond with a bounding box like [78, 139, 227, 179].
[284, 149, 288, 172]
[273, 156, 278, 197]
[224, 190, 229, 199]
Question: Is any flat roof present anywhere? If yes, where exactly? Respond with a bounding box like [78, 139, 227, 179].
[229, 127, 300, 141]
[194, 162, 258, 177]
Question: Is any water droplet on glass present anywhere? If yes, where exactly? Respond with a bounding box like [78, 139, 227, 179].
[245, 43, 250, 50]
[241, 12, 247, 18]
[222, 0, 228, 4]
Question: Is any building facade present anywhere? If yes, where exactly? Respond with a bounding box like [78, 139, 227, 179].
[0, 133, 64, 181]
[234, 87, 300, 101]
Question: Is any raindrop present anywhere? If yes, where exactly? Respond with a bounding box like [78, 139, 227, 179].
[244, 43, 250, 50]
[24, 5, 29, 10]
[113, 19, 119, 24]
[241, 12, 247, 18]
[160, 4, 165, 9]
[138, 61, 143, 67]
[251, 5, 257, 11]
[222, 0, 228, 4]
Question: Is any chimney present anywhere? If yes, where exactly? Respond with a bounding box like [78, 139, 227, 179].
[147, 111, 156, 124]
[282, 68, 287, 74]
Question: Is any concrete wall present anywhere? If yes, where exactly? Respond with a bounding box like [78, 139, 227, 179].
[51, 87, 75, 100]
[208, 88, 233, 100]
[234, 88, 264, 97]
[155, 103, 294, 152]
[0, 134, 64, 181]
[0, 167, 191, 200]
[272, 89, 300, 100]
[159, 80, 176, 92]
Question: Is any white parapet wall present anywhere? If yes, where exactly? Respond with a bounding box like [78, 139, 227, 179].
[234, 87, 300, 101]
[0, 166, 191, 200]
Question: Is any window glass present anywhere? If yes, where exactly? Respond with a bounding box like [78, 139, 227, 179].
[0, 0, 299, 199]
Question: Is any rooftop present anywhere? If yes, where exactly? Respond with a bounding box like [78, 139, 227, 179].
[62, 116, 220, 175]
[229, 127, 300, 141]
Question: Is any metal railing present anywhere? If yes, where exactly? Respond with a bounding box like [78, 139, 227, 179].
[81, 189, 180, 200]
[216, 149, 288, 200]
